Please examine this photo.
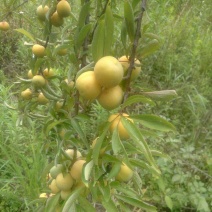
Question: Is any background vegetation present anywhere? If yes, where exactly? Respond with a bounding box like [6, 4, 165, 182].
[0, 0, 211, 211]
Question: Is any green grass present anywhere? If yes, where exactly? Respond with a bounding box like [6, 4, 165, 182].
[0, 81, 48, 211]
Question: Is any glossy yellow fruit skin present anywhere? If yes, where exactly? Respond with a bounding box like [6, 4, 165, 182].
[43, 68, 54, 78]
[55, 173, 74, 191]
[32, 75, 46, 87]
[115, 163, 133, 182]
[60, 189, 72, 200]
[108, 113, 133, 140]
[50, 12, 64, 27]
[21, 88, 32, 100]
[70, 160, 86, 181]
[50, 164, 63, 179]
[57, 47, 68, 56]
[36, 5, 49, 21]
[94, 56, 124, 88]
[57, 1, 71, 18]
[97, 85, 123, 110]
[27, 70, 38, 79]
[76, 71, 101, 100]
[64, 149, 82, 160]
[37, 93, 49, 104]
[49, 179, 61, 194]
[118, 55, 141, 81]
[0, 21, 10, 31]
[32, 44, 46, 57]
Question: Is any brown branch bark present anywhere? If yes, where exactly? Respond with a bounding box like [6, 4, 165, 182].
[122, 0, 147, 103]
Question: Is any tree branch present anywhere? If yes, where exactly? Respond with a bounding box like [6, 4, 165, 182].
[122, 0, 146, 103]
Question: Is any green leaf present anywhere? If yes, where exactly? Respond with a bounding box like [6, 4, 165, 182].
[91, 20, 105, 62]
[130, 158, 161, 177]
[99, 180, 111, 202]
[44, 119, 67, 136]
[165, 196, 173, 210]
[111, 127, 123, 155]
[106, 162, 121, 180]
[14, 28, 35, 42]
[78, 2, 90, 30]
[116, 195, 157, 212]
[104, 4, 114, 55]
[78, 196, 96, 212]
[111, 181, 139, 199]
[121, 117, 160, 173]
[62, 187, 84, 212]
[121, 95, 155, 109]
[93, 122, 110, 165]
[131, 114, 176, 132]
[139, 39, 160, 58]
[124, 2, 135, 42]
[142, 90, 178, 101]
[102, 154, 122, 164]
[75, 23, 92, 49]
[45, 193, 60, 212]
[75, 62, 95, 79]
[121, 21, 127, 50]
[102, 198, 119, 212]
[71, 118, 88, 148]
[82, 160, 94, 186]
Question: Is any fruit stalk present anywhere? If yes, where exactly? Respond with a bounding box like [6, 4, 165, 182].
[123, 0, 147, 103]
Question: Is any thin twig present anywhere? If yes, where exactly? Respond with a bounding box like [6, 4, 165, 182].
[123, 0, 147, 103]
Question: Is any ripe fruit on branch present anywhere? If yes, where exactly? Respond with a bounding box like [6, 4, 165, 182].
[36, 5, 49, 21]
[56, 1, 71, 18]
[51, 12, 64, 27]
[27, 70, 37, 79]
[43, 68, 54, 78]
[32, 44, 46, 57]
[49, 179, 61, 194]
[115, 163, 133, 182]
[32, 75, 46, 87]
[70, 160, 86, 181]
[0, 21, 10, 31]
[56, 45, 68, 56]
[55, 173, 74, 191]
[37, 92, 49, 104]
[118, 55, 141, 81]
[108, 113, 133, 140]
[21, 88, 32, 100]
[97, 85, 123, 110]
[60, 189, 72, 200]
[76, 71, 101, 100]
[50, 164, 63, 179]
[94, 56, 124, 88]
[64, 149, 82, 160]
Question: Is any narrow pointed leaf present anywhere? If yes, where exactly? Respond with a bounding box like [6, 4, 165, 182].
[116, 195, 157, 212]
[139, 39, 160, 58]
[62, 187, 84, 212]
[121, 117, 159, 171]
[121, 95, 155, 109]
[78, 2, 90, 30]
[104, 5, 114, 55]
[75, 23, 92, 49]
[142, 90, 178, 101]
[15, 28, 35, 42]
[82, 160, 94, 186]
[102, 198, 119, 212]
[165, 195, 173, 210]
[106, 162, 121, 180]
[45, 193, 60, 212]
[131, 114, 176, 132]
[124, 2, 135, 42]
[93, 122, 110, 165]
[91, 20, 105, 62]
[78, 196, 96, 212]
